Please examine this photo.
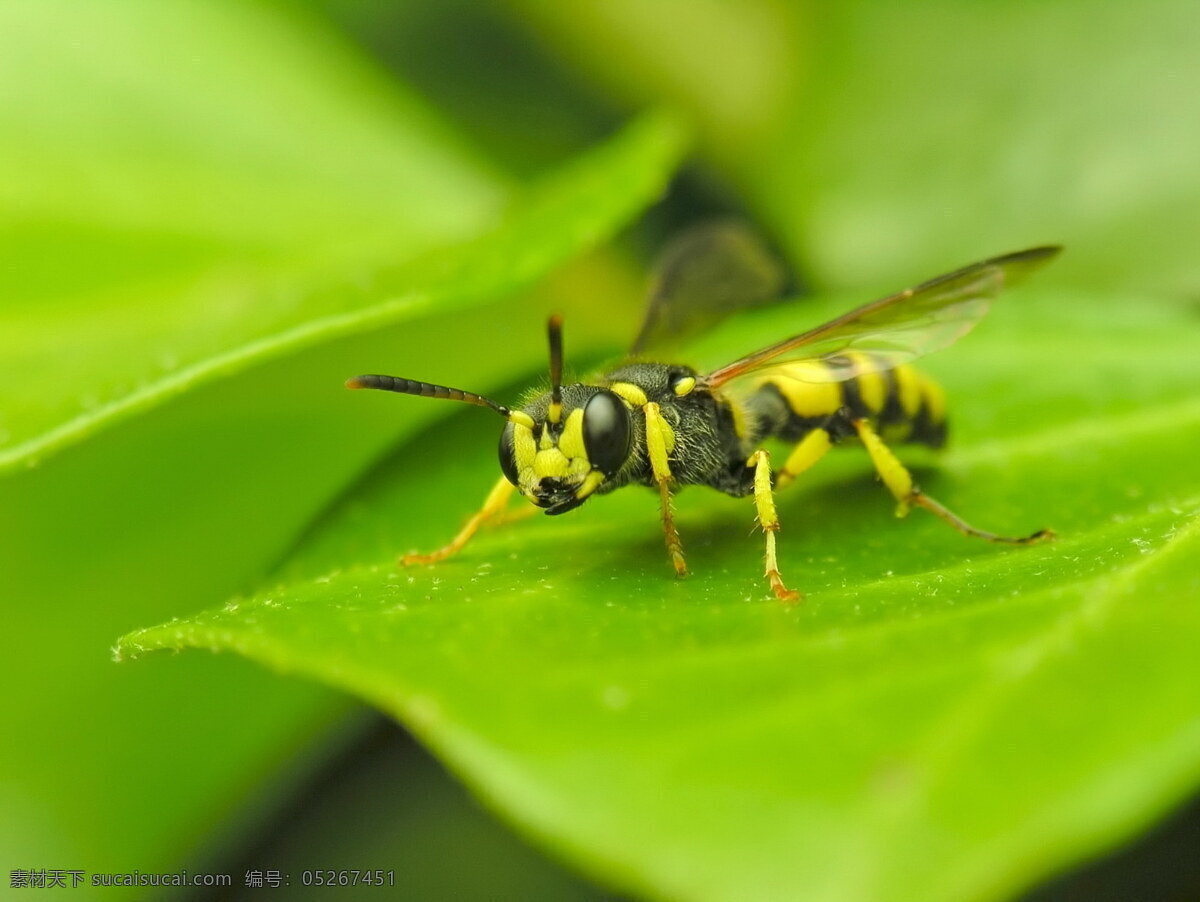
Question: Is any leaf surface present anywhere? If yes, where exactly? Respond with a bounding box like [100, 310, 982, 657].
[120, 288, 1200, 902]
[0, 1, 686, 887]
[0, 0, 684, 471]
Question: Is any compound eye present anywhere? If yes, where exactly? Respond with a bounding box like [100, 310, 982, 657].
[498, 421, 520, 486]
[582, 390, 632, 475]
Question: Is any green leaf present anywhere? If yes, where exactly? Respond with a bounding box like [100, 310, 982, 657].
[0, 0, 686, 887]
[119, 286, 1200, 902]
[0, 0, 684, 472]
[756, 0, 1200, 297]
[234, 720, 607, 901]
[509, 0, 1200, 297]
[0, 0, 504, 469]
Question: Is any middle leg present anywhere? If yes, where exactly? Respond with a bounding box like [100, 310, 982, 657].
[748, 449, 801, 602]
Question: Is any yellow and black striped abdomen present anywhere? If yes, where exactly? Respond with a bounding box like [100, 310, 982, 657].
[747, 359, 948, 448]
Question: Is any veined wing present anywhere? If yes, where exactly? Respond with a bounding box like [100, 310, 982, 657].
[703, 245, 1060, 389]
[630, 220, 790, 356]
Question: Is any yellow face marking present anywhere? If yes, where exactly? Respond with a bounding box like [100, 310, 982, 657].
[557, 408, 586, 460]
[513, 423, 537, 473]
[765, 372, 841, 418]
[509, 411, 536, 430]
[610, 381, 648, 407]
[533, 447, 570, 479]
[894, 365, 922, 417]
[846, 352, 886, 413]
[512, 409, 592, 496]
[672, 376, 696, 396]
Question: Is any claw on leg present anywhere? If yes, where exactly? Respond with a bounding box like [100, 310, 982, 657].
[908, 492, 1056, 545]
[852, 418, 1054, 544]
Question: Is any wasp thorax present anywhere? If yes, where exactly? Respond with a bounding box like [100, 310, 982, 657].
[498, 386, 633, 515]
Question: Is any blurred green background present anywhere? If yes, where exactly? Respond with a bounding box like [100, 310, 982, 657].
[3, 1, 1199, 900]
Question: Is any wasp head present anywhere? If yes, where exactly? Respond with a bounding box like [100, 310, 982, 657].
[347, 314, 634, 515]
[498, 385, 633, 515]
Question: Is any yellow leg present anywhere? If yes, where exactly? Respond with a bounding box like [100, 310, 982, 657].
[853, 419, 1054, 544]
[402, 476, 516, 565]
[775, 427, 834, 489]
[644, 402, 687, 576]
[489, 503, 538, 527]
[749, 449, 801, 602]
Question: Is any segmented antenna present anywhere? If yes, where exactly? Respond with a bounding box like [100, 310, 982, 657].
[345, 374, 511, 418]
[547, 314, 564, 425]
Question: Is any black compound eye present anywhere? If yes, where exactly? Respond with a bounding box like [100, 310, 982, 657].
[582, 390, 632, 475]
[498, 421, 520, 486]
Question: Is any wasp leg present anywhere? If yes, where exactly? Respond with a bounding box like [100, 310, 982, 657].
[748, 449, 802, 602]
[644, 401, 687, 577]
[775, 427, 834, 489]
[402, 476, 516, 566]
[852, 419, 1054, 544]
[489, 503, 538, 527]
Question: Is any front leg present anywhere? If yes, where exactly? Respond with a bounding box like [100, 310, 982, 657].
[643, 401, 687, 576]
[402, 476, 516, 566]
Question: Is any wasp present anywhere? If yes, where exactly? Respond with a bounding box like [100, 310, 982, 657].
[348, 223, 1058, 601]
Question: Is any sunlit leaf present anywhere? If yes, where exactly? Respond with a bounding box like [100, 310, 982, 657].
[0, 1, 686, 888]
[120, 288, 1200, 902]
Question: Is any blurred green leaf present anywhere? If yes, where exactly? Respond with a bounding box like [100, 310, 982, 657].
[0, 3, 684, 472]
[758, 1, 1200, 297]
[0, 0, 504, 468]
[0, 103, 681, 470]
[510, 0, 1200, 296]
[120, 285, 1200, 902]
[216, 719, 606, 902]
[0, 0, 685, 888]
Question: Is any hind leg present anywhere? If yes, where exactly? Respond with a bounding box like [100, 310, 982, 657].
[852, 419, 1053, 544]
[775, 427, 835, 489]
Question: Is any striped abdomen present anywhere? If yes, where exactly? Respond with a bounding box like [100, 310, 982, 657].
[747, 359, 948, 448]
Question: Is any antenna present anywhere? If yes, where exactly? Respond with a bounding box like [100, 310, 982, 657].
[547, 314, 564, 426]
[345, 374, 512, 419]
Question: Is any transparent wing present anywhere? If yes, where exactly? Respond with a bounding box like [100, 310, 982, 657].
[630, 220, 790, 356]
[704, 245, 1061, 389]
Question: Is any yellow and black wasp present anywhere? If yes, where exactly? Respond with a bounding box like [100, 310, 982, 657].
[348, 223, 1058, 601]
